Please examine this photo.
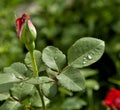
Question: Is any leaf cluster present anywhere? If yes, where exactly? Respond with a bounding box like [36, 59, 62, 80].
[0, 37, 105, 109]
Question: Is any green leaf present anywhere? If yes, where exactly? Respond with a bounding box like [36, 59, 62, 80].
[61, 97, 87, 110]
[30, 90, 50, 107]
[0, 93, 10, 101]
[46, 68, 58, 79]
[86, 79, 99, 90]
[42, 46, 66, 71]
[109, 78, 120, 86]
[42, 81, 57, 99]
[68, 37, 105, 68]
[0, 73, 20, 85]
[57, 67, 85, 91]
[26, 76, 57, 99]
[11, 83, 35, 101]
[24, 50, 45, 72]
[59, 87, 73, 96]
[26, 76, 54, 85]
[80, 68, 98, 77]
[3, 62, 27, 78]
[0, 83, 14, 93]
[0, 100, 24, 110]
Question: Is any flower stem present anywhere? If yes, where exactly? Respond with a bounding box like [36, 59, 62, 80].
[36, 85, 46, 110]
[30, 51, 38, 77]
[87, 88, 94, 110]
[30, 51, 46, 110]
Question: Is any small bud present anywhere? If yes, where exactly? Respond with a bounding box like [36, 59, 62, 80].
[16, 13, 37, 51]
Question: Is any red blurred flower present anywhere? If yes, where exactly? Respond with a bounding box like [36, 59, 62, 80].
[102, 88, 120, 110]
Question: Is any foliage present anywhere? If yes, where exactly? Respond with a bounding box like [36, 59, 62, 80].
[0, 36, 105, 110]
[0, 0, 120, 109]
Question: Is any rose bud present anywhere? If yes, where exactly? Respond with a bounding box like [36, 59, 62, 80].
[16, 13, 37, 51]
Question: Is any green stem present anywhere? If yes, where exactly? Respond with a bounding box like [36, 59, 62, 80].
[87, 88, 94, 110]
[30, 51, 46, 110]
[30, 51, 38, 77]
[36, 85, 46, 110]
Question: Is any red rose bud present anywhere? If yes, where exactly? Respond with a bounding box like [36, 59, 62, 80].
[16, 13, 37, 51]
[102, 88, 120, 110]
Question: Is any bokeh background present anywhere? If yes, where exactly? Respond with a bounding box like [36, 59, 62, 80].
[0, 0, 120, 109]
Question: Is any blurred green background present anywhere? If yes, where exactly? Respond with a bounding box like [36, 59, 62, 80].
[0, 0, 120, 109]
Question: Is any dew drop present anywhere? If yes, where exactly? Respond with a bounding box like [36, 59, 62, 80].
[87, 55, 93, 60]
[83, 61, 86, 64]
[83, 57, 87, 64]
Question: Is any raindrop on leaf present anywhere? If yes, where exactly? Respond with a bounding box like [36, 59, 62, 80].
[87, 55, 93, 60]
[83, 61, 86, 64]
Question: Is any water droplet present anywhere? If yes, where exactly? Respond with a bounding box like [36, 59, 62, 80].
[87, 55, 93, 60]
[83, 61, 86, 64]
[83, 57, 87, 64]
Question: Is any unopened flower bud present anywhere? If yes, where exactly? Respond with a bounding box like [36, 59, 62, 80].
[16, 13, 37, 51]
